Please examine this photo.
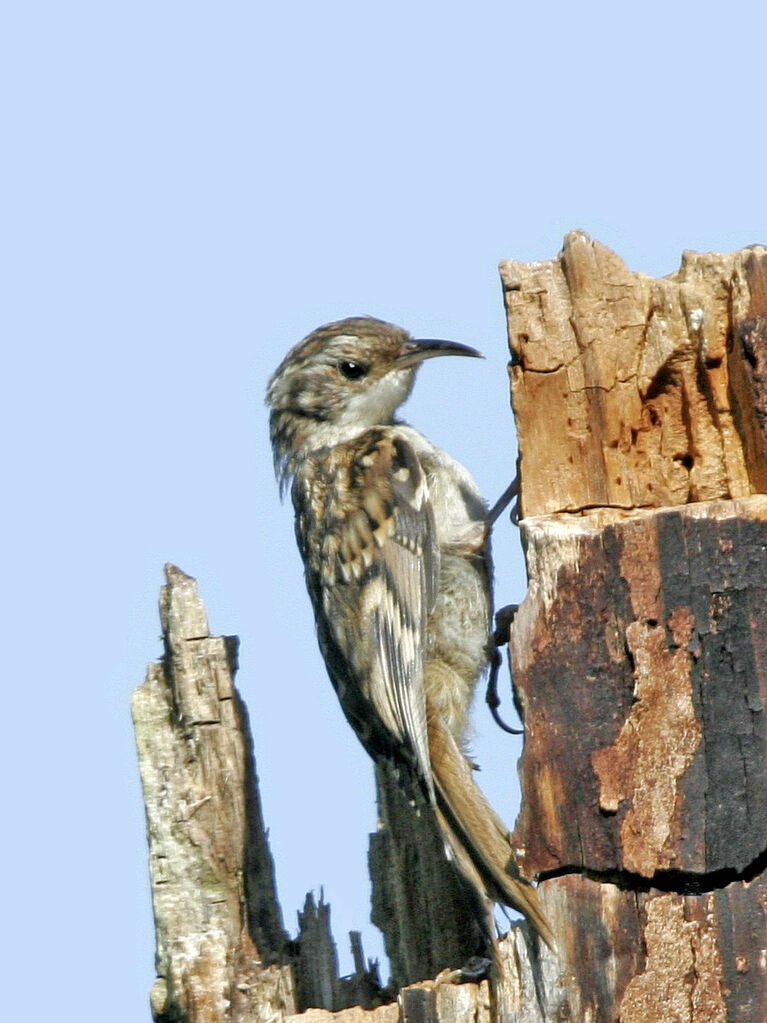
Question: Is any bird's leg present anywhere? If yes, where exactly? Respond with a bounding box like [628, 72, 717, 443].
[458, 477, 520, 557]
[486, 603, 523, 734]
[486, 475, 519, 528]
[484, 479, 523, 733]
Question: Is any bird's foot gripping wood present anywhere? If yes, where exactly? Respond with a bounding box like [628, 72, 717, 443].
[486, 604, 522, 735]
[433, 956, 492, 986]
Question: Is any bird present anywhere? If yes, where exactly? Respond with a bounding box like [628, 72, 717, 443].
[266, 315, 553, 951]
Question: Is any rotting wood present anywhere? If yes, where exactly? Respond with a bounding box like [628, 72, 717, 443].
[510, 495, 767, 881]
[134, 565, 391, 1021]
[501, 233, 767, 517]
[499, 233, 767, 1022]
[134, 236, 767, 1022]
[134, 565, 537, 1021]
[133, 564, 295, 1023]
[369, 759, 495, 991]
[293, 893, 385, 1013]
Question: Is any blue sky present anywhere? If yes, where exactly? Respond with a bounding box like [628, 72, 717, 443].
[4, 2, 765, 1019]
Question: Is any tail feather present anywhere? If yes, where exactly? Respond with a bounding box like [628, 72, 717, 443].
[428, 715, 556, 950]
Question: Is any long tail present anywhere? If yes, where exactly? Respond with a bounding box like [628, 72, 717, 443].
[427, 714, 555, 950]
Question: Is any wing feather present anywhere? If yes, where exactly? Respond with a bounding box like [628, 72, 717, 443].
[293, 428, 438, 800]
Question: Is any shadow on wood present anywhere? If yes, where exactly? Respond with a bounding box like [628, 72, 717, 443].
[133, 235, 767, 1022]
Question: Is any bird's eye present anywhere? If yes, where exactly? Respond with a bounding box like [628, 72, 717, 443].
[337, 360, 368, 380]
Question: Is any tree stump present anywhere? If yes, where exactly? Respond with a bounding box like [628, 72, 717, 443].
[500, 232, 767, 1021]
[133, 236, 767, 1022]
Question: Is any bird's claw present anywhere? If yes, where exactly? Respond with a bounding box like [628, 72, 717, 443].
[433, 956, 492, 986]
[486, 604, 523, 735]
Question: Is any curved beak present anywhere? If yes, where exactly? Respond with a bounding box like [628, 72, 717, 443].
[396, 338, 484, 367]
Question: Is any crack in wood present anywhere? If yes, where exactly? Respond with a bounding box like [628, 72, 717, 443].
[538, 843, 767, 896]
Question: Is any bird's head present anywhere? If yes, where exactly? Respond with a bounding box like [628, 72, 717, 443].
[266, 316, 482, 489]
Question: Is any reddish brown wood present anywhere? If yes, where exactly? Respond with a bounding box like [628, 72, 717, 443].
[494, 873, 766, 1022]
[500, 234, 767, 518]
[510, 497, 767, 881]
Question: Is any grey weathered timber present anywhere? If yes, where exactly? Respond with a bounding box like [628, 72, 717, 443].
[133, 564, 294, 1023]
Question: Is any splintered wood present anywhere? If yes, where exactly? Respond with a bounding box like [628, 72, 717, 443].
[133, 237, 767, 1023]
[501, 233, 767, 516]
[502, 233, 767, 1023]
[133, 565, 295, 1023]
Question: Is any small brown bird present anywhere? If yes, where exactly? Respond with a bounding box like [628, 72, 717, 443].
[267, 316, 552, 948]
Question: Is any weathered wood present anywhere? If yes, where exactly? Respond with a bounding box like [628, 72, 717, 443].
[399, 977, 493, 1023]
[133, 564, 295, 1023]
[283, 975, 492, 1023]
[134, 237, 767, 1022]
[369, 761, 493, 991]
[293, 894, 386, 1012]
[134, 565, 394, 1020]
[510, 496, 767, 880]
[498, 234, 767, 1022]
[495, 873, 767, 1023]
[293, 894, 340, 1012]
[286, 1007, 399, 1023]
[500, 233, 767, 517]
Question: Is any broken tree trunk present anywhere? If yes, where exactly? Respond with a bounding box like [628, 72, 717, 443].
[133, 236, 767, 1022]
[133, 565, 499, 1022]
[132, 565, 296, 1023]
[500, 232, 767, 1021]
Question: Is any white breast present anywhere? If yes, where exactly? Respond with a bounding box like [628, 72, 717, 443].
[393, 425, 487, 549]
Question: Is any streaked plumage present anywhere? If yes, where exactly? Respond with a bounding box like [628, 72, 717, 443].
[267, 316, 553, 950]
